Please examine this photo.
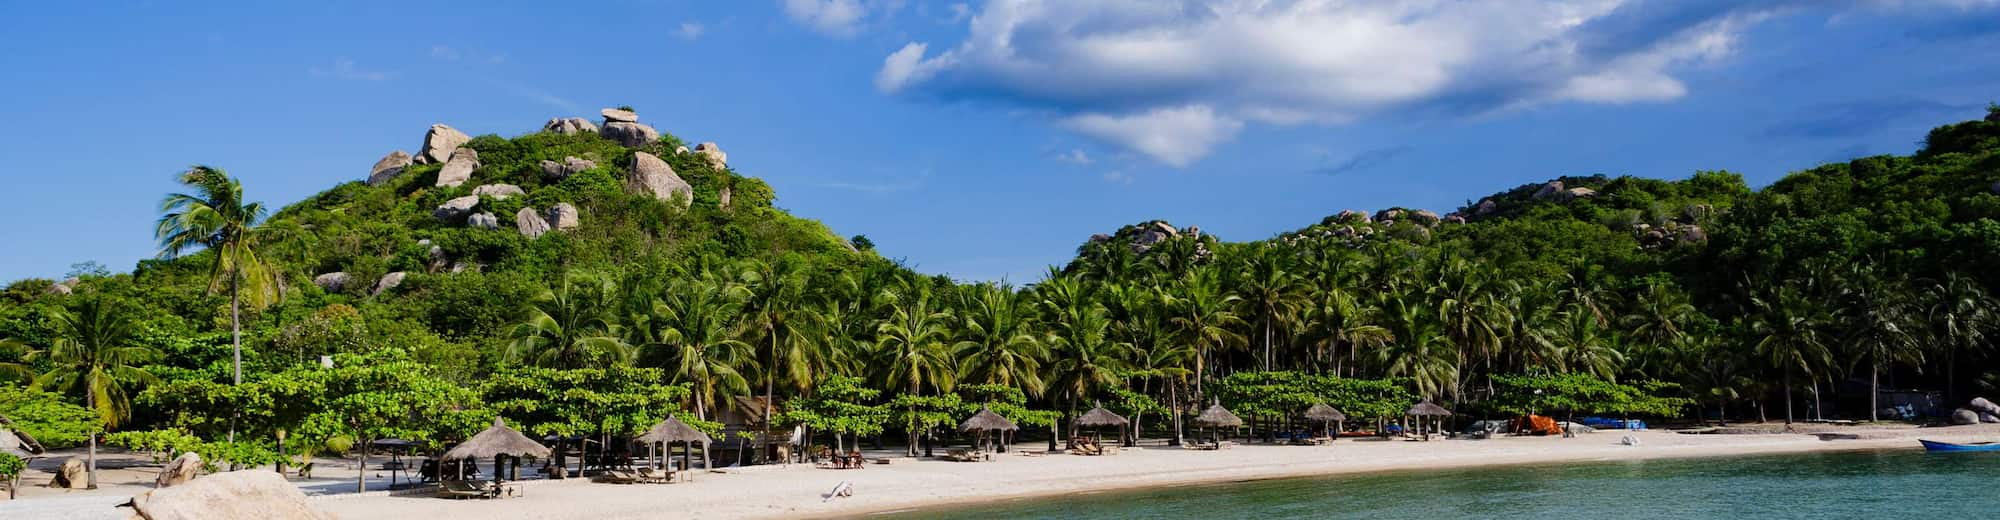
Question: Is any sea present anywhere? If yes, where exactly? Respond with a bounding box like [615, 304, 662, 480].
[877, 448, 1998, 519]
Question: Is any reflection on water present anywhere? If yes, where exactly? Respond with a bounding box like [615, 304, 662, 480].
[881, 449, 1999, 519]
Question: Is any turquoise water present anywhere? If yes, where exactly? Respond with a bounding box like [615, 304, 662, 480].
[881, 448, 1999, 519]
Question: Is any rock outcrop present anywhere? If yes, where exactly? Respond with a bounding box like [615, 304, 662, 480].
[125, 468, 334, 520]
[600, 108, 638, 123]
[598, 108, 658, 147]
[416, 124, 471, 165]
[628, 152, 692, 204]
[372, 272, 406, 296]
[367, 151, 413, 186]
[1374, 209, 1406, 223]
[433, 195, 480, 221]
[435, 148, 480, 187]
[53, 457, 86, 488]
[540, 157, 596, 180]
[1564, 187, 1598, 201]
[694, 142, 728, 169]
[46, 278, 79, 296]
[1336, 210, 1370, 224]
[1533, 181, 1565, 200]
[1410, 210, 1440, 227]
[471, 184, 524, 200]
[312, 272, 351, 292]
[517, 208, 550, 238]
[1444, 214, 1467, 225]
[155, 452, 202, 488]
[719, 186, 732, 209]
[1474, 199, 1498, 216]
[542, 117, 598, 135]
[548, 203, 580, 230]
[1950, 408, 1979, 425]
[467, 212, 499, 230]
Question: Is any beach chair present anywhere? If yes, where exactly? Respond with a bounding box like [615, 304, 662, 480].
[595, 470, 641, 484]
[637, 467, 675, 483]
[436, 479, 499, 499]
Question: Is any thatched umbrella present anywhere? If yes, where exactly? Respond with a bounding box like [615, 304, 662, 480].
[1404, 400, 1452, 441]
[1072, 403, 1129, 446]
[636, 416, 711, 481]
[445, 418, 551, 481]
[1192, 402, 1242, 445]
[959, 405, 1019, 454]
[1303, 403, 1346, 439]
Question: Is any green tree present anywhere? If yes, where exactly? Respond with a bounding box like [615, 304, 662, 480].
[872, 278, 958, 456]
[155, 165, 276, 447]
[644, 275, 753, 420]
[506, 274, 632, 368]
[19, 296, 159, 488]
[1749, 282, 1833, 425]
[954, 283, 1048, 396]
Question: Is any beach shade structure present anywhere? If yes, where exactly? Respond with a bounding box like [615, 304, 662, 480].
[444, 418, 552, 482]
[959, 405, 1020, 454]
[1303, 403, 1347, 439]
[1, 415, 42, 500]
[636, 415, 713, 481]
[370, 438, 418, 488]
[1072, 402, 1130, 448]
[1192, 402, 1244, 447]
[1405, 401, 1453, 441]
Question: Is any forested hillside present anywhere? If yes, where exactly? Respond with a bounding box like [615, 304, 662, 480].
[4, 106, 1999, 477]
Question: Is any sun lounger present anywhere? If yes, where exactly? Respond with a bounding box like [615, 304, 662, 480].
[436, 479, 500, 499]
[595, 470, 641, 484]
[637, 467, 675, 483]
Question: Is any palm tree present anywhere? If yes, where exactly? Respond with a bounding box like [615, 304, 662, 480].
[155, 166, 275, 445]
[1378, 293, 1458, 401]
[1749, 283, 1832, 425]
[1926, 272, 1993, 404]
[1552, 305, 1625, 382]
[737, 259, 822, 458]
[1300, 287, 1390, 378]
[1044, 296, 1132, 446]
[1235, 252, 1306, 371]
[506, 274, 632, 368]
[954, 284, 1048, 396]
[645, 275, 753, 421]
[1837, 266, 1921, 422]
[873, 279, 958, 456]
[1620, 280, 1699, 379]
[23, 296, 160, 489]
[1167, 272, 1243, 398]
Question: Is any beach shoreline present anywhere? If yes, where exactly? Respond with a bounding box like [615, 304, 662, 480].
[6, 423, 1996, 520]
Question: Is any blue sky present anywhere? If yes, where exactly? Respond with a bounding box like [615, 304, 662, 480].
[2, 1, 1997, 283]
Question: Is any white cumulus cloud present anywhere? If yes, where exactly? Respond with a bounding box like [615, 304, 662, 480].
[873, 0, 1867, 166]
[784, 0, 871, 37]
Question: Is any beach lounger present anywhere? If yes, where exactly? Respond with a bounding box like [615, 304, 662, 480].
[595, 470, 641, 484]
[436, 479, 500, 499]
[637, 467, 675, 483]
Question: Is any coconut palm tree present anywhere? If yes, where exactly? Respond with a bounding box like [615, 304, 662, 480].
[1620, 280, 1699, 379]
[1836, 265, 1921, 422]
[953, 283, 1048, 396]
[646, 275, 753, 420]
[1300, 287, 1390, 378]
[1235, 252, 1306, 371]
[737, 259, 822, 456]
[155, 166, 275, 445]
[23, 296, 160, 489]
[1378, 292, 1458, 401]
[1926, 272, 1993, 404]
[873, 279, 958, 456]
[506, 274, 632, 368]
[1552, 305, 1625, 382]
[1749, 283, 1832, 425]
[1044, 296, 1132, 443]
[1167, 272, 1243, 398]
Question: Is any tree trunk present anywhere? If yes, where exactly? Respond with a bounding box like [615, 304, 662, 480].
[1263, 319, 1273, 371]
[85, 375, 98, 489]
[763, 337, 776, 465]
[356, 438, 370, 493]
[1170, 380, 1185, 446]
[1870, 363, 1880, 422]
[1782, 370, 1794, 425]
[905, 381, 921, 457]
[1810, 377, 1823, 422]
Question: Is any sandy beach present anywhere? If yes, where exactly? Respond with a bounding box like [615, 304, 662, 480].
[8, 423, 1995, 519]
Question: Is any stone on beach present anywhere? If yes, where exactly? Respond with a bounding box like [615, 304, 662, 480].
[155, 452, 202, 488]
[126, 469, 333, 520]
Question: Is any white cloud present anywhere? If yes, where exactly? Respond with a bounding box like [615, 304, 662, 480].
[1061, 105, 1243, 168]
[783, 0, 870, 37]
[429, 45, 461, 61]
[1054, 148, 1093, 165]
[679, 22, 706, 40]
[873, 0, 1845, 166]
[308, 58, 389, 81]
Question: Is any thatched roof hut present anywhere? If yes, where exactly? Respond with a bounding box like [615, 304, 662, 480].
[1304, 403, 1347, 422]
[636, 416, 713, 445]
[1194, 403, 1244, 428]
[1406, 400, 1452, 417]
[443, 418, 551, 461]
[959, 406, 1020, 432]
[1073, 405, 1129, 428]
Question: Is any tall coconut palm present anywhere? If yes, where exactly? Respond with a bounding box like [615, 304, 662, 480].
[1552, 306, 1625, 382]
[738, 259, 822, 456]
[1235, 252, 1306, 371]
[1620, 280, 1699, 379]
[23, 296, 160, 489]
[1926, 272, 1993, 404]
[873, 279, 958, 456]
[155, 166, 275, 445]
[954, 284, 1048, 396]
[1749, 283, 1832, 425]
[1300, 287, 1390, 377]
[1167, 272, 1243, 398]
[1837, 266, 1921, 422]
[1378, 293, 1458, 401]
[506, 274, 632, 368]
[1044, 297, 1132, 441]
[646, 275, 753, 420]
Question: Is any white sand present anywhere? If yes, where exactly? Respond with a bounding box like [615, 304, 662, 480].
[7, 424, 1996, 520]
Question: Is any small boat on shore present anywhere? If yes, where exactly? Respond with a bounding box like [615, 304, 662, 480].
[1919, 439, 2000, 452]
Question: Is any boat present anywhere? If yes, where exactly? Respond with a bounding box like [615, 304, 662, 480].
[1919, 439, 2000, 452]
